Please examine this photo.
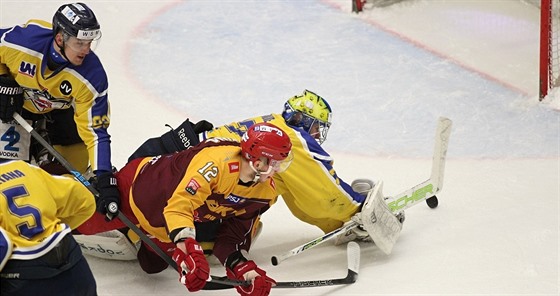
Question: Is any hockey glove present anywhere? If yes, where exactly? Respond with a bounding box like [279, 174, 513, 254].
[172, 238, 210, 292]
[192, 119, 213, 133]
[95, 172, 120, 220]
[0, 75, 24, 123]
[226, 260, 276, 296]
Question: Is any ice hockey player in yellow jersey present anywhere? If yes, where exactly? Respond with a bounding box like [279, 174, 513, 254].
[0, 159, 96, 295]
[0, 3, 121, 221]
[201, 90, 373, 234]
[129, 90, 383, 238]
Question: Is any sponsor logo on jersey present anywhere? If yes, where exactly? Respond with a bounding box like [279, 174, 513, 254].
[193, 210, 202, 222]
[18, 61, 36, 77]
[60, 80, 72, 95]
[0, 151, 19, 159]
[30, 96, 53, 110]
[228, 162, 239, 173]
[185, 178, 201, 195]
[24, 88, 73, 112]
[225, 194, 244, 204]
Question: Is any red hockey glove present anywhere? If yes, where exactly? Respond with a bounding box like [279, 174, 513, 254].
[172, 238, 210, 292]
[226, 260, 276, 296]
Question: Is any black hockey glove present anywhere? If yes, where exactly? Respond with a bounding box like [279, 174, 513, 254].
[95, 172, 120, 221]
[191, 119, 213, 134]
[0, 75, 24, 122]
[127, 118, 214, 162]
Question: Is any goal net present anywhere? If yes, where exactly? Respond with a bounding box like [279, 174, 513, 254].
[540, 0, 560, 99]
[352, 0, 404, 13]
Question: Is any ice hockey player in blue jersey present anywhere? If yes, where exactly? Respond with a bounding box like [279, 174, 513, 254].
[0, 2, 120, 220]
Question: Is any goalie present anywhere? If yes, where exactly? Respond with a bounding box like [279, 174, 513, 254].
[75, 90, 404, 276]
[128, 90, 404, 245]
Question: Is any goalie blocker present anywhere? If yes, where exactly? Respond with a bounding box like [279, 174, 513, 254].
[353, 181, 402, 254]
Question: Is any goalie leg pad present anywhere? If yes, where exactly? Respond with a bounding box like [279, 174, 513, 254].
[74, 230, 139, 261]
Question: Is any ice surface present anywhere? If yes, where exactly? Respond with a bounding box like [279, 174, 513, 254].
[1, 1, 557, 295]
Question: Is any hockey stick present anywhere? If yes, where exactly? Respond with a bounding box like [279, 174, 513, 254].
[212, 241, 360, 288]
[270, 117, 453, 265]
[385, 116, 452, 212]
[274, 241, 360, 288]
[12, 113, 249, 289]
[271, 220, 359, 266]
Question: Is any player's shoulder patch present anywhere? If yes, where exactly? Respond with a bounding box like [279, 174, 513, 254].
[186, 178, 201, 195]
[228, 161, 240, 173]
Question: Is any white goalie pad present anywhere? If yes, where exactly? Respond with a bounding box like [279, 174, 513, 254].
[360, 181, 402, 255]
[74, 230, 139, 261]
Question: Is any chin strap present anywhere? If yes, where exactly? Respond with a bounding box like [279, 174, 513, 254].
[248, 161, 262, 183]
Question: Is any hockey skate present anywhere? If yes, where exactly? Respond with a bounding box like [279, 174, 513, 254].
[334, 179, 376, 245]
[334, 222, 372, 245]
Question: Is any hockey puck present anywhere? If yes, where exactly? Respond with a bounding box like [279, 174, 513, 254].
[271, 256, 279, 266]
[426, 196, 438, 208]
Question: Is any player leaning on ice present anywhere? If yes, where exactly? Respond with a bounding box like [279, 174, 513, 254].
[193, 90, 405, 246]
[76, 90, 449, 264]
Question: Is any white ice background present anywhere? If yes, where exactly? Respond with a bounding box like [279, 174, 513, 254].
[1, 0, 558, 295]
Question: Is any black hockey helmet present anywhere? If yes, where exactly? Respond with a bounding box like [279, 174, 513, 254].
[52, 3, 101, 40]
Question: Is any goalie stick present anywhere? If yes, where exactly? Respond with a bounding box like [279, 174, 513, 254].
[385, 116, 452, 212]
[271, 220, 359, 266]
[271, 117, 453, 265]
[12, 113, 249, 289]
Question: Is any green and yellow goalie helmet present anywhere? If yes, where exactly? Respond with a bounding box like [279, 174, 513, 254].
[282, 90, 332, 144]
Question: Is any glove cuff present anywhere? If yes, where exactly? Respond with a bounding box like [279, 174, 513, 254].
[230, 260, 258, 278]
[97, 172, 117, 188]
[225, 250, 248, 271]
[170, 227, 196, 244]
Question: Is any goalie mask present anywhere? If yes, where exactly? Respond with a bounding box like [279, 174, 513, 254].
[282, 90, 332, 144]
[241, 123, 293, 176]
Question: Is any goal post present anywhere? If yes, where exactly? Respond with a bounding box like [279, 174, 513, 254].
[540, 0, 560, 100]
